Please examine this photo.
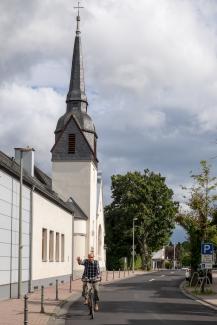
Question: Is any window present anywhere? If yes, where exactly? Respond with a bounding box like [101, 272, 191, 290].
[49, 230, 54, 262]
[68, 134, 76, 154]
[55, 232, 60, 262]
[42, 228, 47, 262]
[61, 234, 65, 262]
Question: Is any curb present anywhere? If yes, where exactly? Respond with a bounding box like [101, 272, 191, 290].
[47, 292, 81, 325]
[180, 280, 217, 311]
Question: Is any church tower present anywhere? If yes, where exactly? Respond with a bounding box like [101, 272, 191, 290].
[51, 9, 98, 255]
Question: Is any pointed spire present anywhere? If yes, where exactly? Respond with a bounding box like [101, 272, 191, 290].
[66, 2, 87, 112]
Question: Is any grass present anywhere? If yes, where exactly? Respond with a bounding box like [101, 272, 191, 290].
[191, 288, 214, 295]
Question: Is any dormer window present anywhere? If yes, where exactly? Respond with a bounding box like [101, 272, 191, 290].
[68, 134, 76, 154]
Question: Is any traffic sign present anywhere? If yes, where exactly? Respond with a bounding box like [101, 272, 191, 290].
[201, 255, 213, 263]
[201, 263, 212, 269]
[201, 243, 213, 255]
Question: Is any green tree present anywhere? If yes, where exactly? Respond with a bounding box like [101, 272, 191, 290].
[105, 170, 178, 270]
[176, 160, 217, 272]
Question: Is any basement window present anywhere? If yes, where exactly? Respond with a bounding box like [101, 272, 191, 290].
[68, 134, 76, 154]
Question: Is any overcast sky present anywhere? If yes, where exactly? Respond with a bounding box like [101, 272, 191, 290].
[2, 0, 217, 241]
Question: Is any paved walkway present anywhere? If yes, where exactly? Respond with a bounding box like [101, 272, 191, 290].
[0, 270, 144, 325]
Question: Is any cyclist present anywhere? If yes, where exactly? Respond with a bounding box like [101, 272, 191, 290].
[77, 253, 101, 311]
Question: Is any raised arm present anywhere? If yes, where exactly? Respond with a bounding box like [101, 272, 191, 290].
[77, 256, 85, 265]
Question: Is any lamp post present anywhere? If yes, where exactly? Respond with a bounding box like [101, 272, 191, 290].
[173, 242, 176, 270]
[15, 147, 33, 299]
[132, 218, 138, 273]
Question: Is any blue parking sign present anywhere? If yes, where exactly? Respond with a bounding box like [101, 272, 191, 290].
[201, 243, 213, 255]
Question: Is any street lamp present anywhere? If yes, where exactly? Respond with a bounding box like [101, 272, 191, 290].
[15, 147, 34, 298]
[173, 242, 176, 270]
[132, 218, 138, 273]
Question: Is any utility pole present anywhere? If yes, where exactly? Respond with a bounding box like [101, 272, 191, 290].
[132, 218, 138, 273]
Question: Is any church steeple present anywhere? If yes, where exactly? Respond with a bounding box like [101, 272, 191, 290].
[53, 4, 97, 159]
[66, 4, 88, 114]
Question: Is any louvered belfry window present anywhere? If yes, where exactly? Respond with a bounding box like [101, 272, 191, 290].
[68, 134, 76, 154]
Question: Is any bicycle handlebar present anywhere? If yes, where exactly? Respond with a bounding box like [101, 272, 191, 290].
[82, 277, 101, 283]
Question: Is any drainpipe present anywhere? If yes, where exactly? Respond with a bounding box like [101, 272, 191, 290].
[71, 210, 75, 280]
[29, 185, 35, 293]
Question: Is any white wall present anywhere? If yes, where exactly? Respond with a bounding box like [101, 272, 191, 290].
[52, 161, 91, 216]
[32, 192, 72, 280]
[96, 177, 106, 268]
[73, 219, 86, 272]
[52, 160, 98, 256]
[0, 170, 30, 288]
[89, 162, 97, 253]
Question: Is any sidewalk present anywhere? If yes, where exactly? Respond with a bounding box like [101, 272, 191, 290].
[182, 271, 217, 310]
[0, 270, 144, 325]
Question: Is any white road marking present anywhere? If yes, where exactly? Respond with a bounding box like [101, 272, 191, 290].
[149, 278, 155, 282]
[160, 275, 165, 277]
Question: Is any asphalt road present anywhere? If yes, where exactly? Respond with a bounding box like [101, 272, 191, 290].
[54, 270, 217, 325]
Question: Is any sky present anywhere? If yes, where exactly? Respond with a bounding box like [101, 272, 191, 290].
[2, 0, 217, 242]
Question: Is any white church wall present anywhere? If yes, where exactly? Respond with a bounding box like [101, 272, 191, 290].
[89, 162, 97, 253]
[32, 192, 72, 281]
[96, 179, 106, 268]
[0, 170, 31, 298]
[74, 219, 86, 234]
[52, 161, 91, 216]
[52, 160, 98, 257]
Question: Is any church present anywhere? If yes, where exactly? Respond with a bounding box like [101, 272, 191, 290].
[0, 10, 106, 299]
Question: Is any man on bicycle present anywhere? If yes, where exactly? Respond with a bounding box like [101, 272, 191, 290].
[77, 253, 101, 311]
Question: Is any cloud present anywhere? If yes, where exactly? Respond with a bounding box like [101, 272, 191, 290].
[1, 0, 217, 215]
[0, 83, 63, 171]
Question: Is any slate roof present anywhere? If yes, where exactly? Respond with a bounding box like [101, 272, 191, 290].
[0, 150, 87, 220]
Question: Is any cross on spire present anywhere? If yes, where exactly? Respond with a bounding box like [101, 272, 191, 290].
[74, 1, 84, 35]
[74, 1, 84, 16]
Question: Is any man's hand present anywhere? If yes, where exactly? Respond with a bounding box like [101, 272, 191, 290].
[77, 256, 81, 264]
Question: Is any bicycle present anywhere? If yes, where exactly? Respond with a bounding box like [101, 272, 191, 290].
[85, 277, 100, 319]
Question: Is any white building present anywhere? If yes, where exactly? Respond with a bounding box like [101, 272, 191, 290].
[0, 11, 105, 299]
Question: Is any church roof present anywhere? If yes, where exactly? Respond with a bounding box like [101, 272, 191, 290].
[0, 150, 87, 219]
[51, 113, 98, 165]
[65, 197, 88, 221]
[66, 23, 87, 105]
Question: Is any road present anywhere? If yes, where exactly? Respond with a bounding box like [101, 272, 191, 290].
[54, 270, 217, 325]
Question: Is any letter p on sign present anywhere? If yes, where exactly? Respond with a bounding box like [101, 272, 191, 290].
[201, 243, 213, 255]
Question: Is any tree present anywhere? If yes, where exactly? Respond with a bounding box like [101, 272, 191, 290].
[105, 170, 178, 270]
[176, 160, 217, 272]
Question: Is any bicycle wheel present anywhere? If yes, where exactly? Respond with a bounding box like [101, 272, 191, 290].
[89, 292, 94, 319]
